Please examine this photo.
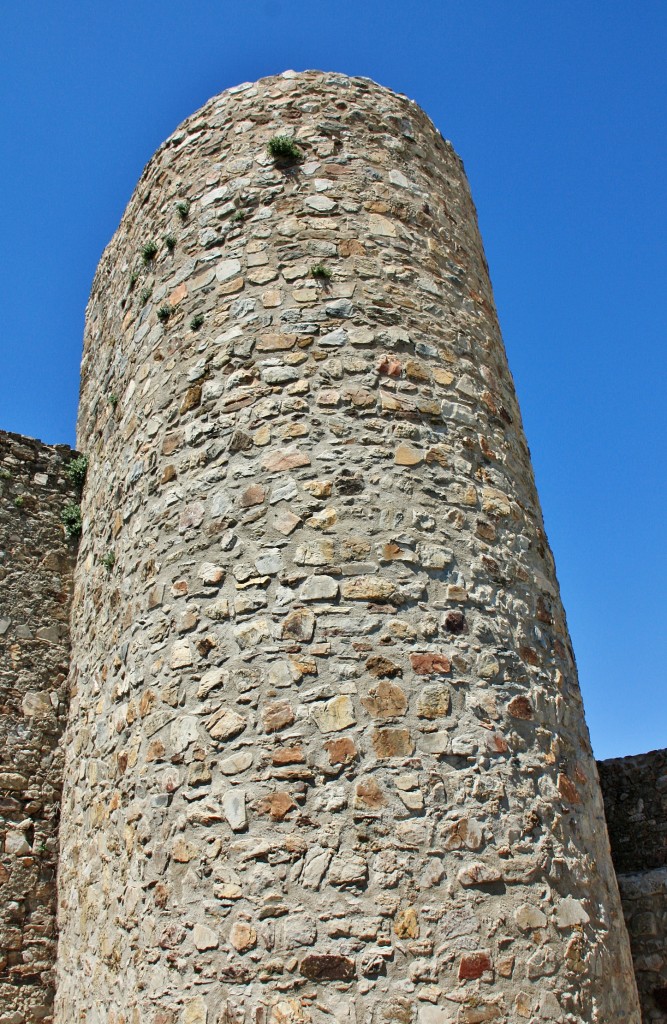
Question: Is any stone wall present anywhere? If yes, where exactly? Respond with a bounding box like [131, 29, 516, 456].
[54, 70, 640, 1024]
[599, 750, 667, 1022]
[0, 431, 79, 1023]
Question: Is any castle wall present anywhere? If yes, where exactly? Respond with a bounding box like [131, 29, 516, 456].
[599, 750, 667, 1022]
[0, 431, 78, 1024]
[55, 71, 640, 1024]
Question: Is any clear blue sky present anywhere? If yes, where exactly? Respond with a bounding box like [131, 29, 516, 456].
[1, 2, 665, 759]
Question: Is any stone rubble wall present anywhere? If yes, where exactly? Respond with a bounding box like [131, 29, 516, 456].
[0, 431, 78, 1024]
[599, 750, 667, 1022]
[54, 71, 640, 1024]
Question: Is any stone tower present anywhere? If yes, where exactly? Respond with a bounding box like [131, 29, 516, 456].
[54, 71, 640, 1023]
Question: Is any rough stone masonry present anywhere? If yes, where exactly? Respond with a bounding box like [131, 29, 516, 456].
[0, 70, 647, 1023]
[0, 432, 78, 1022]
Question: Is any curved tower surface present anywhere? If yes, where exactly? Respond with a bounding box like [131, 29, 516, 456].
[55, 71, 640, 1024]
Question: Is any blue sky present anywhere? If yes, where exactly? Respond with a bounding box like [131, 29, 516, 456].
[1, 2, 665, 759]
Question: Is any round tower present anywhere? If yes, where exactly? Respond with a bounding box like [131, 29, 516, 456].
[55, 71, 640, 1024]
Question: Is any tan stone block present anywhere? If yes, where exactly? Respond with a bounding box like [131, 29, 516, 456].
[262, 700, 295, 733]
[206, 707, 247, 742]
[361, 680, 408, 719]
[262, 448, 311, 472]
[394, 906, 420, 939]
[368, 213, 397, 236]
[306, 506, 337, 530]
[273, 509, 301, 535]
[229, 921, 257, 952]
[193, 923, 219, 950]
[172, 837, 198, 863]
[371, 728, 414, 758]
[432, 366, 455, 386]
[261, 289, 283, 307]
[416, 685, 451, 719]
[339, 238, 365, 256]
[218, 275, 245, 295]
[395, 443, 423, 466]
[312, 695, 356, 733]
[303, 479, 332, 497]
[183, 997, 208, 1024]
[168, 281, 188, 306]
[341, 576, 399, 602]
[257, 332, 297, 351]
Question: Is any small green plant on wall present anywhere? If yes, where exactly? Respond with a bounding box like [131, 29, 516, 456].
[101, 551, 116, 572]
[164, 234, 176, 254]
[141, 240, 158, 265]
[108, 393, 119, 409]
[14, 494, 25, 508]
[61, 502, 82, 539]
[157, 305, 172, 324]
[140, 286, 153, 306]
[267, 135, 301, 163]
[65, 454, 88, 491]
[190, 314, 205, 331]
[311, 263, 332, 280]
[176, 200, 190, 221]
[231, 209, 246, 223]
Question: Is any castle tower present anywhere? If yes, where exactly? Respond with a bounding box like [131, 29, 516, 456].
[55, 71, 640, 1024]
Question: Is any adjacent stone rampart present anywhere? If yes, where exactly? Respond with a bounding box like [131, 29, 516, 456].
[599, 750, 667, 1022]
[54, 70, 640, 1024]
[0, 431, 78, 1023]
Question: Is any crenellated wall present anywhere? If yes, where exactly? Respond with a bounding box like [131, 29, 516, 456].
[0, 431, 79, 1024]
[599, 750, 667, 1023]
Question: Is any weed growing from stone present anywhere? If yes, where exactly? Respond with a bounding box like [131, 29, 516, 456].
[190, 314, 205, 331]
[311, 263, 332, 280]
[13, 495, 25, 508]
[157, 305, 172, 324]
[0, 468, 12, 480]
[108, 393, 118, 409]
[65, 455, 88, 491]
[141, 240, 158, 265]
[267, 135, 301, 163]
[231, 209, 246, 223]
[140, 286, 153, 306]
[61, 501, 82, 539]
[176, 200, 190, 220]
[101, 551, 116, 572]
[164, 234, 176, 254]
[128, 270, 138, 290]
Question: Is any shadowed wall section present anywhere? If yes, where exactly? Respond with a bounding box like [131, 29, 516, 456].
[599, 750, 667, 1023]
[0, 431, 78, 1024]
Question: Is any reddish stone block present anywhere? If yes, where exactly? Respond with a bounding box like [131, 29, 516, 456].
[508, 696, 533, 720]
[458, 951, 492, 980]
[410, 653, 451, 675]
